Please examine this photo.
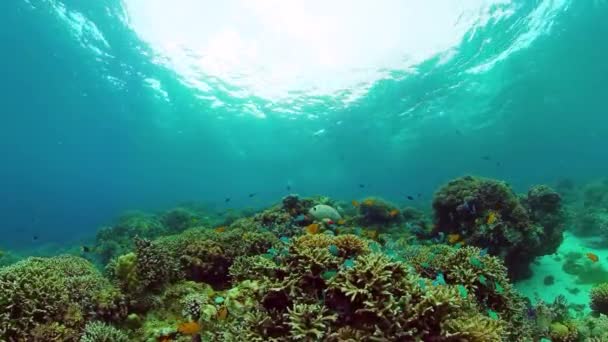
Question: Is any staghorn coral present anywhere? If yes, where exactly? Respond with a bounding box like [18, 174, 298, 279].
[332, 234, 370, 258]
[0, 256, 122, 341]
[441, 314, 504, 341]
[79, 321, 129, 342]
[590, 283, 608, 315]
[432, 176, 565, 280]
[134, 237, 179, 291]
[287, 303, 337, 340]
[548, 321, 579, 342]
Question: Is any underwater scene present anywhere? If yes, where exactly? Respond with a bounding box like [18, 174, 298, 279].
[2, 0, 608, 341]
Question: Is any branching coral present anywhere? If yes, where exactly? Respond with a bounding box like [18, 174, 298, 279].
[79, 321, 129, 342]
[287, 303, 337, 341]
[357, 197, 400, 225]
[0, 256, 122, 341]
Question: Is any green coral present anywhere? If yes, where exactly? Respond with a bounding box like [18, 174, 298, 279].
[287, 303, 336, 340]
[0, 256, 122, 341]
[79, 321, 129, 342]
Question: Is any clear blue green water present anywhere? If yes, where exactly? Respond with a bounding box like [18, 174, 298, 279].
[1, 0, 607, 250]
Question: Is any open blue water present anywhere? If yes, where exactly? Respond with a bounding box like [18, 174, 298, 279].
[1, 0, 607, 250]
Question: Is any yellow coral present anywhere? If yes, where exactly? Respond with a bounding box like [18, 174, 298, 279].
[333, 234, 370, 257]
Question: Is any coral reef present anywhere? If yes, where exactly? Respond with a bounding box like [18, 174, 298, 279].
[590, 283, 608, 315]
[0, 256, 124, 341]
[432, 175, 565, 279]
[356, 197, 401, 226]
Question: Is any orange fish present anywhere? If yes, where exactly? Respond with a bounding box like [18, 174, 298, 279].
[363, 199, 375, 206]
[389, 209, 399, 218]
[177, 321, 201, 335]
[305, 223, 320, 234]
[352, 200, 359, 207]
[586, 253, 599, 263]
[215, 226, 226, 233]
[217, 306, 229, 320]
[337, 219, 346, 225]
[487, 212, 498, 225]
[447, 234, 461, 244]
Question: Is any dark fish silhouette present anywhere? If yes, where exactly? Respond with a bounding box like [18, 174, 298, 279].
[225, 198, 231, 203]
[32, 235, 39, 241]
[248, 193, 257, 198]
[407, 196, 414, 200]
[286, 185, 291, 191]
[81, 246, 91, 253]
[359, 184, 365, 188]
[481, 156, 491, 161]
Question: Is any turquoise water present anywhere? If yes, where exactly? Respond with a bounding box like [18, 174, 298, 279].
[1, 0, 607, 248]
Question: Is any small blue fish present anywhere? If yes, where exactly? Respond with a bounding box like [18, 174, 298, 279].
[343, 258, 355, 269]
[294, 214, 306, 223]
[479, 248, 489, 257]
[328, 244, 339, 256]
[433, 272, 446, 286]
[418, 279, 427, 290]
[214, 296, 225, 304]
[470, 257, 483, 268]
[280, 236, 290, 244]
[494, 282, 504, 294]
[478, 274, 487, 286]
[267, 248, 278, 256]
[487, 309, 498, 320]
[321, 270, 337, 280]
[457, 284, 468, 298]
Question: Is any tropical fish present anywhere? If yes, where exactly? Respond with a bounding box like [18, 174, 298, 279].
[343, 258, 355, 269]
[81, 246, 91, 253]
[217, 306, 228, 320]
[586, 252, 599, 263]
[389, 209, 400, 217]
[406, 196, 414, 201]
[352, 200, 359, 207]
[294, 214, 306, 223]
[478, 274, 487, 286]
[214, 296, 225, 304]
[225, 197, 231, 203]
[248, 193, 257, 198]
[280, 236, 290, 244]
[365, 229, 379, 240]
[337, 219, 346, 225]
[433, 272, 446, 286]
[305, 223, 320, 234]
[286, 185, 291, 191]
[457, 285, 468, 298]
[481, 155, 491, 161]
[470, 257, 483, 268]
[267, 248, 278, 256]
[322, 270, 338, 280]
[487, 211, 498, 225]
[32, 235, 39, 241]
[358, 184, 365, 188]
[487, 309, 498, 320]
[328, 244, 339, 256]
[177, 321, 201, 335]
[479, 248, 489, 257]
[494, 282, 504, 294]
[363, 199, 375, 206]
[214, 226, 226, 233]
[418, 279, 427, 290]
[447, 234, 461, 244]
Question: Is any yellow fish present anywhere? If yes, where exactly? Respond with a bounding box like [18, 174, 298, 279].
[447, 234, 461, 244]
[217, 306, 229, 320]
[177, 321, 201, 335]
[215, 226, 226, 233]
[389, 209, 399, 218]
[305, 223, 320, 234]
[487, 211, 498, 225]
[337, 219, 346, 225]
[352, 200, 359, 207]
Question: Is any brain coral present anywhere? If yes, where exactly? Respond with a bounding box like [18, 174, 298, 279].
[0, 255, 122, 341]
